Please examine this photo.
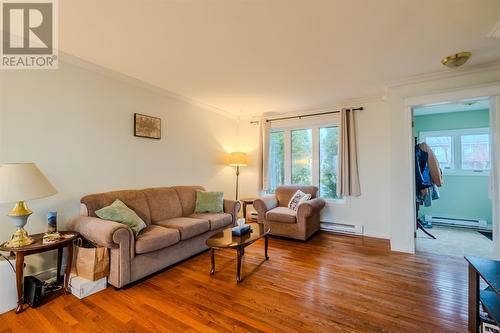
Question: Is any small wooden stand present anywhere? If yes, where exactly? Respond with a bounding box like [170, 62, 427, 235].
[0, 231, 80, 313]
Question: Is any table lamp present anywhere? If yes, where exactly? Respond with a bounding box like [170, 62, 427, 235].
[0, 163, 57, 247]
[228, 152, 248, 200]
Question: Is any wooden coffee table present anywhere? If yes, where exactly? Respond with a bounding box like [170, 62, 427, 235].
[206, 223, 270, 282]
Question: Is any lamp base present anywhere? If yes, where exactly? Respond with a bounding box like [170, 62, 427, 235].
[4, 201, 34, 248]
[4, 227, 34, 248]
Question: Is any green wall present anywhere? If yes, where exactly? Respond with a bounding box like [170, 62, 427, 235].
[413, 109, 492, 226]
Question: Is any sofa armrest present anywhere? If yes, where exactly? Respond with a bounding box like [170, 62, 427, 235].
[223, 199, 241, 224]
[253, 195, 278, 223]
[297, 198, 326, 221]
[68, 216, 134, 255]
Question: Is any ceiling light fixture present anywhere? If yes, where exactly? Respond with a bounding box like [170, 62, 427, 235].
[441, 52, 472, 69]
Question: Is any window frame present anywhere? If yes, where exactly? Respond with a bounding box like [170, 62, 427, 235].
[269, 116, 347, 206]
[419, 127, 491, 176]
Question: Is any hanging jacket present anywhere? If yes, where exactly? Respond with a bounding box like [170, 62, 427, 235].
[415, 145, 432, 195]
[419, 142, 443, 187]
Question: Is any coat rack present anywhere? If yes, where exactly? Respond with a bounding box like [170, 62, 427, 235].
[415, 137, 436, 239]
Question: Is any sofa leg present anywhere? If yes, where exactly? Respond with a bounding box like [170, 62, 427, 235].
[114, 287, 121, 291]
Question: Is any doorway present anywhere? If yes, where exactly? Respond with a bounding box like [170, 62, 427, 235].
[412, 98, 495, 258]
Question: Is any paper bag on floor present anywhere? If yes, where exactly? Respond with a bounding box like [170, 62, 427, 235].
[75, 239, 109, 281]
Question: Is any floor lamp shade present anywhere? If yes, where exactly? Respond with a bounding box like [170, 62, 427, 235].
[228, 152, 248, 200]
[228, 152, 248, 167]
[0, 163, 57, 247]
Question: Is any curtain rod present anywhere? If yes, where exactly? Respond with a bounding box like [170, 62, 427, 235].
[249, 107, 364, 124]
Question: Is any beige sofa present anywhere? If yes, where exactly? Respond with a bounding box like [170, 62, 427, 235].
[254, 185, 325, 241]
[69, 186, 240, 288]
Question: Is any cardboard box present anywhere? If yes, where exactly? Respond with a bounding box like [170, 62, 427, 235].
[70, 274, 107, 299]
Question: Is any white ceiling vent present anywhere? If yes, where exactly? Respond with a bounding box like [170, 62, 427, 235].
[488, 19, 500, 38]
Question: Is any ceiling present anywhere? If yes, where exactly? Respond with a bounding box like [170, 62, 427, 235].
[413, 98, 490, 116]
[59, 0, 500, 117]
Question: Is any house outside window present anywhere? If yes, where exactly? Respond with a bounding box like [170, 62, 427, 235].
[420, 128, 490, 175]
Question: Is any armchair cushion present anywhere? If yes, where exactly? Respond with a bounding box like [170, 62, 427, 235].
[288, 190, 312, 211]
[135, 225, 180, 254]
[155, 217, 209, 240]
[266, 207, 297, 224]
[190, 213, 232, 230]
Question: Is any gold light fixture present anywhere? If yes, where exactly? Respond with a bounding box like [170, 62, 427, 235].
[441, 52, 472, 69]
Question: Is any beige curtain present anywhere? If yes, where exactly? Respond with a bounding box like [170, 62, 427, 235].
[337, 108, 361, 197]
[258, 120, 271, 192]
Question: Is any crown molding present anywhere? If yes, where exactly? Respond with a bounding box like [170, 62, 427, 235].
[58, 52, 238, 120]
[387, 60, 500, 88]
[248, 92, 388, 122]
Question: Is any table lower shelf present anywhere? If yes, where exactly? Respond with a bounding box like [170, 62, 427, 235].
[480, 289, 500, 327]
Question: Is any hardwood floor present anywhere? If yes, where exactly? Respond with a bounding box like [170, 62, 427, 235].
[0, 232, 469, 333]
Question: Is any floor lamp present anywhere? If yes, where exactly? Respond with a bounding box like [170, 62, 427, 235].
[228, 152, 248, 200]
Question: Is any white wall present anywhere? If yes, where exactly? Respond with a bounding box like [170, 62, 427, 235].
[238, 68, 500, 250]
[237, 100, 392, 239]
[0, 61, 238, 274]
[388, 69, 500, 253]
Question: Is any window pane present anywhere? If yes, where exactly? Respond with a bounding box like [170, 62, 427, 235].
[461, 134, 490, 170]
[424, 136, 453, 170]
[291, 129, 312, 185]
[319, 127, 340, 199]
[268, 131, 285, 193]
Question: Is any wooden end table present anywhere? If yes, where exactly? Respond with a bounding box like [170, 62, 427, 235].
[0, 231, 80, 313]
[240, 197, 257, 221]
[465, 256, 500, 333]
[206, 223, 270, 282]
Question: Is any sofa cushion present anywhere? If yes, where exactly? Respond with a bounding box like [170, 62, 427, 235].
[81, 190, 152, 225]
[194, 190, 224, 214]
[135, 225, 180, 254]
[190, 213, 232, 230]
[94, 199, 147, 236]
[155, 217, 209, 240]
[143, 187, 183, 222]
[173, 186, 205, 216]
[266, 207, 297, 224]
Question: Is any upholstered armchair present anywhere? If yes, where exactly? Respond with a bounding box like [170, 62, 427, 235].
[253, 185, 326, 241]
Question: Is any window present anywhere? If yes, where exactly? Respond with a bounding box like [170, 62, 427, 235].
[423, 136, 453, 170]
[319, 127, 340, 199]
[461, 134, 490, 170]
[291, 129, 312, 185]
[268, 119, 343, 203]
[420, 128, 490, 175]
[268, 131, 285, 193]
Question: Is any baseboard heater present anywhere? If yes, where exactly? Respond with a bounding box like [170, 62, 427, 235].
[320, 222, 364, 236]
[424, 215, 488, 229]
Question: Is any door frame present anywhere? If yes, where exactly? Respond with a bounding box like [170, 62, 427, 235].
[403, 82, 500, 257]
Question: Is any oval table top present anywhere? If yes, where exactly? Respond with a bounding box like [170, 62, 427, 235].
[206, 223, 270, 249]
[0, 231, 80, 253]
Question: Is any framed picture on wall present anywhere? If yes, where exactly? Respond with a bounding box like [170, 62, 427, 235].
[134, 113, 161, 139]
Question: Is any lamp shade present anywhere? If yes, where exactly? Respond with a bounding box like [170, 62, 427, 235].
[0, 163, 57, 203]
[228, 152, 248, 166]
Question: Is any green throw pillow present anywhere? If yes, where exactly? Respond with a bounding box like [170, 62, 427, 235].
[95, 199, 146, 236]
[194, 190, 224, 214]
